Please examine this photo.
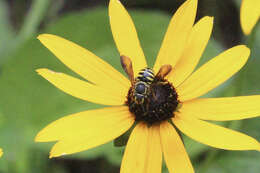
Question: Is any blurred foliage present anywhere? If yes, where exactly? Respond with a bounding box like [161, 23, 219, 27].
[0, 0, 15, 58]
[0, 0, 50, 63]
[0, 0, 259, 173]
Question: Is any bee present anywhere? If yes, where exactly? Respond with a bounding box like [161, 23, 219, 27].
[120, 55, 172, 104]
[134, 68, 154, 103]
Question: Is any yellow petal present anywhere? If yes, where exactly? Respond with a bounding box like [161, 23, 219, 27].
[177, 45, 250, 102]
[109, 0, 147, 75]
[173, 113, 260, 151]
[43, 107, 134, 158]
[160, 121, 194, 173]
[0, 148, 3, 157]
[240, 0, 260, 35]
[145, 124, 162, 173]
[121, 123, 162, 173]
[121, 123, 148, 173]
[180, 96, 260, 121]
[153, 0, 197, 72]
[37, 34, 130, 90]
[168, 16, 214, 87]
[37, 68, 126, 106]
[36, 106, 133, 142]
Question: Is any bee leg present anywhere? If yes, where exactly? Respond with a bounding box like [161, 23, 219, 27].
[141, 104, 146, 114]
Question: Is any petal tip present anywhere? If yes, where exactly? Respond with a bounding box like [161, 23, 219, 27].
[234, 45, 251, 58]
[36, 68, 50, 76]
[49, 149, 57, 158]
[35, 127, 58, 142]
[36, 68, 46, 74]
[0, 149, 3, 158]
[183, 0, 198, 11]
[37, 34, 60, 45]
[37, 34, 44, 40]
[189, 0, 198, 8]
[36, 68, 58, 76]
[34, 133, 41, 142]
[37, 34, 52, 41]
[34, 130, 48, 142]
[201, 16, 214, 25]
[49, 149, 63, 159]
[49, 152, 55, 159]
[241, 45, 251, 56]
[243, 30, 250, 36]
[109, 0, 121, 7]
[50, 146, 68, 158]
[237, 44, 249, 50]
[208, 16, 214, 23]
[257, 144, 260, 152]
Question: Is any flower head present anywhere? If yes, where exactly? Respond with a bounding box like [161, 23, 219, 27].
[240, 0, 260, 35]
[35, 0, 260, 172]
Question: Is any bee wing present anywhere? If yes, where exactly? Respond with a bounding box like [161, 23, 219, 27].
[120, 55, 135, 85]
[155, 64, 172, 79]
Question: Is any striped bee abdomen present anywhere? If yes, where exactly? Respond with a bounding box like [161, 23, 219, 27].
[136, 68, 154, 84]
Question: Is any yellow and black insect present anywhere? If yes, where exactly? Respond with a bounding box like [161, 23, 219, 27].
[134, 68, 154, 103]
[120, 55, 178, 125]
[120, 55, 172, 103]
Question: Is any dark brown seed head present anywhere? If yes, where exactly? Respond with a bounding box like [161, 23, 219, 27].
[126, 77, 179, 125]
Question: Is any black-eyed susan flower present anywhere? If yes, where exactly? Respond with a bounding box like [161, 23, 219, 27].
[35, 0, 260, 172]
[240, 0, 260, 35]
[0, 148, 3, 157]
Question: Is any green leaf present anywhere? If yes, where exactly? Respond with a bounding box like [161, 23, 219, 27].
[114, 123, 136, 147]
[196, 151, 260, 173]
[0, 0, 15, 59]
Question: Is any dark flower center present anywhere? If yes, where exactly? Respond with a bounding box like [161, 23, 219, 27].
[126, 77, 179, 125]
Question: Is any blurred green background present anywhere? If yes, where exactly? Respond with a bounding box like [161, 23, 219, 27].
[0, 0, 259, 172]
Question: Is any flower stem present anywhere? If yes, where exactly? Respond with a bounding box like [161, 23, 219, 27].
[18, 0, 50, 42]
[1, 0, 50, 64]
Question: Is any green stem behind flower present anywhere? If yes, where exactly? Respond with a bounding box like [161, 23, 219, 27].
[18, 0, 50, 42]
[0, 0, 50, 64]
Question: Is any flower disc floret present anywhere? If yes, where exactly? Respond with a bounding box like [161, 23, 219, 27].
[127, 77, 179, 125]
